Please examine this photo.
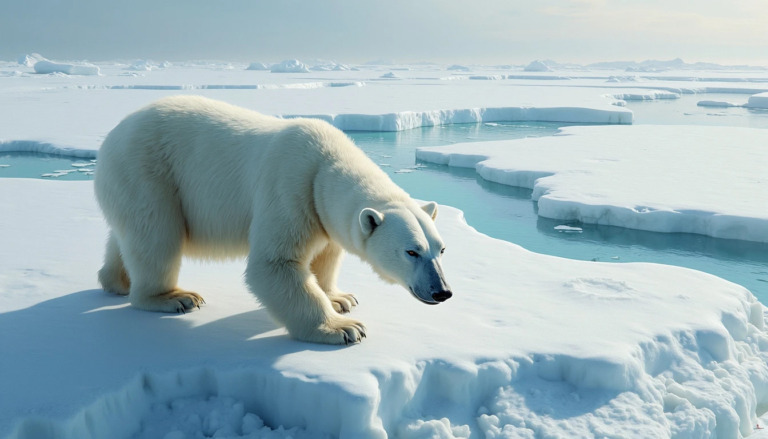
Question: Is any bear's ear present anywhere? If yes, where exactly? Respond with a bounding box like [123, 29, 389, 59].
[359, 208, 384, 236]
[421, 201, 438, 221]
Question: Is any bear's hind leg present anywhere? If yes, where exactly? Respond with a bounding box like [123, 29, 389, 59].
[119, 208, 204, 313]
[98, 232, 130, 295]
[310, 242, 358, 314]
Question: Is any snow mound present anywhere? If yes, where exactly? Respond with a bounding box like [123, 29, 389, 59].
[126, 60, 157, 71]
[446, 64, 470, 72]
[18, 53, 46, 67]
[310, 62, 356, 72]
[2, 180, 768, 439]
[270, 59, 310, 73]
[747, 92, 768, 109]
[245, 62, 270, 71]
[416, 125, 768, 243]
[34, 60, 100, 76]
[524, 60, 553, 72]
[380, 72, 400, 79]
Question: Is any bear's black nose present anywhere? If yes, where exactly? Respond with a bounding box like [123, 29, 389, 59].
[432, 290, 452, 302]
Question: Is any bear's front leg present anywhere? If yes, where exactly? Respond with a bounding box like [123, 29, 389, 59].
[246, 257, 366, 345]
[310, 242, 358, 314]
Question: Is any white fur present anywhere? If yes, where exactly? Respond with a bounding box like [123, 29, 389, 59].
[94, 95, 451, 345]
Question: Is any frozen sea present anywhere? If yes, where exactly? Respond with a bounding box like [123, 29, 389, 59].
[2, 57, 768, 439]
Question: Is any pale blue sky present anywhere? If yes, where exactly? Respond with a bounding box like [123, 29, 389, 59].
[2, 0, 767, 65]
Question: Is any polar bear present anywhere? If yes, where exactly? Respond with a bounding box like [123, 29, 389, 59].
[94, 96, 452, 345]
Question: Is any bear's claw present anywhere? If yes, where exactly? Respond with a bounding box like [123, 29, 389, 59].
[329, 292, 359, 314]
[342, 322, 367, 345]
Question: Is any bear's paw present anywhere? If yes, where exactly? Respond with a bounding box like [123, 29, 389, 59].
[307, 316, 367, 345]
[132, 289, 206, 314]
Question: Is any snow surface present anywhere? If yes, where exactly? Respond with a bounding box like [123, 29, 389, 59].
[416, 125, 768, 243]
[3, 58, 768, 438]
[2, 179, 768, 439]
[0, 59, 643, 150]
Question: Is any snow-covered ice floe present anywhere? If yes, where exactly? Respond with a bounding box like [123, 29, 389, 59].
[747, 92, 768, 109]
[416, 125, 768, 243]
[2, 179, 768, 439]
[33, 60, 101, 76]
[698, 100, 745, 108]
[286, 106, 631, 132]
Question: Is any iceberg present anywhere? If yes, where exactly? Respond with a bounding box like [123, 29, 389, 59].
[270, 59, 310, 73]
[34, 60, 100, 76]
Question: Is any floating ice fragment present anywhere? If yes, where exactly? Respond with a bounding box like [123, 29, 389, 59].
[71, 162, 93, 168]
[0, 164, 9, 168]
[554, 225, 583, 233]
[697, 100, 743, 108]
[394, 169, 414, 174]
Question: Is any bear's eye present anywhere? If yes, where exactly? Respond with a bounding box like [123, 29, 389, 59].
[406, 250, 419, 258]
[440, 247, 446, 255]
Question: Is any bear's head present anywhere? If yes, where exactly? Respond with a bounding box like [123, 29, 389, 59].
[358, 201, 452, 304]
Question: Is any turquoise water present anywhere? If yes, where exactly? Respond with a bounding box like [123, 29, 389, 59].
[625, 92, 768, 128]
[0, 152, 95, 180]
[3, 116, 767, 303]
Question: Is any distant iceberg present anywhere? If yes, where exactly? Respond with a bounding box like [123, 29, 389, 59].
[747, 92, 768, 109]
[34, 60, 100, 76]
[246, 62, 270, 71]
[524, 60, 553, 72]
[18, 53, 46, 67]
[270, 59, 310, 73]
